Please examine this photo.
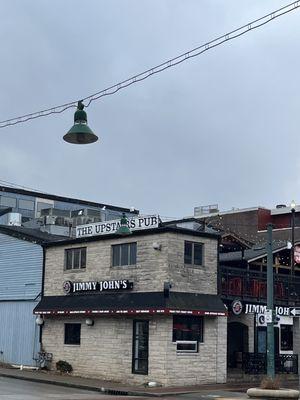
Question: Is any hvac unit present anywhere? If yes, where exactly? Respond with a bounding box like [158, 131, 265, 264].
[44, 216, 56, 225]
[176, 341, 198, 353]
[7, 213, 22, 226]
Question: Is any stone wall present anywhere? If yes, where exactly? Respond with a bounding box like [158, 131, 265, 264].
[44, 232, 218, 296]
[41, 230, 224, 386]
[165, 316, 227, 386]
[42, 314, 227, 386]
[167, 233, 218, 294]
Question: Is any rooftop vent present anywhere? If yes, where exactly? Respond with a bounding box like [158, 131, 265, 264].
[194, 204, 219, 217]
[276, 204, 287, 209]
[6, 213, 22, 226]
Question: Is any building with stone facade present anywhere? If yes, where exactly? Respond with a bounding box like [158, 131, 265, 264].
[34, 217, 227, 387]
[220, 240, 299, 375]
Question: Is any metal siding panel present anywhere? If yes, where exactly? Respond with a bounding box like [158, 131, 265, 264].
[0, 301, 40, 366]
[0, 233, 42, 300]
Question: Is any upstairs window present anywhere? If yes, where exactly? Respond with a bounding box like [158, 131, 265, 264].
[65, 247, 86, 270]
[0, 196, 16, 208]
[184, 241, 203, 266]
[18, 199, 35, 211]
[112, 242, 137, 266]
[37, 202, 53, 212]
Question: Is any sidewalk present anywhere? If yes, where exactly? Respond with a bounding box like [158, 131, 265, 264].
[0, 366, 244, 397]
[0, 366, 297, 397]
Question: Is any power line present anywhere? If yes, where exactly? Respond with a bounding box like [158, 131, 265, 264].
[0, 1, 299, 129]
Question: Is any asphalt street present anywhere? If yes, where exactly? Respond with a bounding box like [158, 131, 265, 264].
[0, 376, 249, 400]
[0, 376, 144, 400]
[165, 391, 248, 400]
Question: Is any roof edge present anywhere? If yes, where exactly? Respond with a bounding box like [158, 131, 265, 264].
[0, 185, 139, 214]
[44, 225, 220, 248]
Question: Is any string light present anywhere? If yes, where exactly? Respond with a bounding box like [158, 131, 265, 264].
[0, 1, 299, 129]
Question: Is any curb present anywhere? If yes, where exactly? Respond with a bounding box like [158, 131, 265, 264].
[0, 372, 163, 397]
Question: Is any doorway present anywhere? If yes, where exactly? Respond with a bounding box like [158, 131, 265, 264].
[227, 321, 249, 368]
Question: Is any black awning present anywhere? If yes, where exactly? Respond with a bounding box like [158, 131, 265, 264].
[34, 291, 227, 317]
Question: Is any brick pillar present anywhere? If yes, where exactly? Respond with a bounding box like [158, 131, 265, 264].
[293, 317, 300, 379]
[216, 316, 227, 383]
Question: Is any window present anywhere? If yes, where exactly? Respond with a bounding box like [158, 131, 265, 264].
[184, 241, 203, 265]
[64, 323, 81, 345]
[112, 243, 137, 266]
[281, 325, 293, 351]
[37, 202, 53, 212]
[0, 196, 16, 208]
[132, 320, 149, 374]
[65, 248, 86, 270]
[18, 199, 35, 211]
[173, 315, 204, 343]
[257, 327, 267, 353]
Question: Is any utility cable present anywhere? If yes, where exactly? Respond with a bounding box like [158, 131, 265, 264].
[0, 1, 299, 129]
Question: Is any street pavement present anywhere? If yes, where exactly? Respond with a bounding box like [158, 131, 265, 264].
[0, 375, 250, 400]
[0, 376, 146, 400]
[163, 391, 248, 399]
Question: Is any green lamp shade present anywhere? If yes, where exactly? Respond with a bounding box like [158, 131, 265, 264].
[63, 122, 98, 144]
[63, 101, 98, 144]
[116, 213, 132, 236]
[116, 225, 132, 236]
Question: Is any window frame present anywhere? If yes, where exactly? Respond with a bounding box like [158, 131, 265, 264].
[280, 324, 293, 351]
[132, 320, 149, 375]
[184, 241, 204, 266]
[0, 196, 17, 208]
[111, 242, 137, 267]
[172, 315, 204, 345]
[18, 199, 35, 211]
[64, 247, 87, 271]
[64, 323, 81, 345]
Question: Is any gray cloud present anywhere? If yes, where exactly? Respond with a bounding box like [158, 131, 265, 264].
[0, 0, 299, 217]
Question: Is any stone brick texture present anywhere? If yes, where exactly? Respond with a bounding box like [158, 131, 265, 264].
[42, 231, 227, 386]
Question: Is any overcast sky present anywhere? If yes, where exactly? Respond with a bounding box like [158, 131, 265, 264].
[1, 0, 300, 218]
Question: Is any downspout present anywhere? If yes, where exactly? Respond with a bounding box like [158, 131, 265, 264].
[217, 236, 221, 295]
[39, 245, 46, 346]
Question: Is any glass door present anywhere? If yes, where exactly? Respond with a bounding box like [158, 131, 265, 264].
[132, 320, 149, 374]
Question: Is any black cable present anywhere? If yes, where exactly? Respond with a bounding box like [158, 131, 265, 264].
[0, 0, 299, 128]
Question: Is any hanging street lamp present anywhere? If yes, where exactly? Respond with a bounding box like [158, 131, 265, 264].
[291, 200, 296, 276]
[266, 223, 275, 379]
[116, 213, 132, 236]
[289, 200, 298, 303]
[63, 101, 98, 144]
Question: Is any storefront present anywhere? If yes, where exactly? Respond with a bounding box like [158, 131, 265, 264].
[226, 299, 295, 373]
[34, 218, 228, 386]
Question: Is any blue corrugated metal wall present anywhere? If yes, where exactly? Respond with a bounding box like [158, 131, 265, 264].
[0, 233, 42, 300]
[0, 301, 40, 365]
[0, 233, 42, 365]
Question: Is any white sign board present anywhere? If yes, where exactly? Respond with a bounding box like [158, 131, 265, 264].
[76, 215, 160, 238]
[265, 309, 272, 323]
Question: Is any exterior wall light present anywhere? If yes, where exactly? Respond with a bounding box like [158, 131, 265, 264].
[63, 101, 98, 145]
[35, 315, 44, 326]
[152, 242, 161, 250]
[85, 318, 94, 326]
